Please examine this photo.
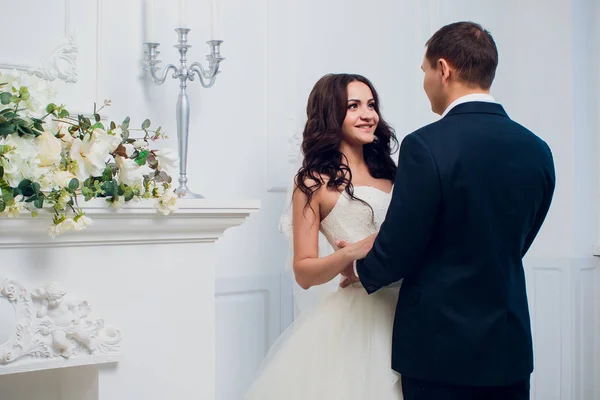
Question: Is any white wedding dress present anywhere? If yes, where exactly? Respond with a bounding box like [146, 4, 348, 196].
[245, 186, 403, 399]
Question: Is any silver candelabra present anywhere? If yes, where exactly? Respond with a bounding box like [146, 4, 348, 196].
[144, 28, 224, 199]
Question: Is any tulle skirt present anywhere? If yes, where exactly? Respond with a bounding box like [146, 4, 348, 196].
[244, 283, 403, 399]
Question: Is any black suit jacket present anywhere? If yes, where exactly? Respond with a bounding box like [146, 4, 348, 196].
[357, 101, 555, 387]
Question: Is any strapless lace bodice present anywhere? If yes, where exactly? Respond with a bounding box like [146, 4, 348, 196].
[320, 186, 392, 248]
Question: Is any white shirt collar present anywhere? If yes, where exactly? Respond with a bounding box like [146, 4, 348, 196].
[441, 93, 496, 117]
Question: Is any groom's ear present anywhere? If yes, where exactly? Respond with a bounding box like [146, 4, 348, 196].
[438, 59, 451, 83]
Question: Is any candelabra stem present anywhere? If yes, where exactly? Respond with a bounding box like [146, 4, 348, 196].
[175, 81, 202, 198]
[144, 28, 224, 199]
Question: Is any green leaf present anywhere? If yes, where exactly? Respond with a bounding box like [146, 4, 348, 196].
[94, 113, 101, 123]
[78, 115, 91, 130]
[0, 123, 16, 136]
[0, 92, 11, 105]
[135, 149, 149, 166]
[117, 184, 125, 196]
[68, 178, 79, 191]
[141, 119, 151, 130]
[82, 185, 94, 201]
[58, 109, 69, 118]
[102, 165, 113, 181]
[1, 111, 17, 119]
[19, 87, 30, 101]
[2, 191, 13, 204]
[101, 180, 117, 196]
[124, 186, 134, 201]
[17, 179, 34, 196]
[33, 122, 44, 133]
[110, 121, 116, 130]
[0, 165, 3, 176]
[122, 116, 130, 130]
[16, 125, 33, 136]
[46, 103, 56, 113]
[34, 196, 44, 209]
[0, 201, 4, 213]
[91, 122, 105, 131]
[32, 182, 40, 193]
[146, 152, 158, 169]
[155, 170, 170, 183]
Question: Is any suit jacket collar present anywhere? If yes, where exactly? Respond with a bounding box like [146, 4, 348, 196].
[444, 101, 509, 119]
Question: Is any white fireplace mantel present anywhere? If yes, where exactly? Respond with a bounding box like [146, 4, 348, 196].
[0, 198, 260, 399]
[0, 198, 261, 249]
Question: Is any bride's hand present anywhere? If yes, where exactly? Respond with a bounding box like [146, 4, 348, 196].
[335, 233, 377, 261]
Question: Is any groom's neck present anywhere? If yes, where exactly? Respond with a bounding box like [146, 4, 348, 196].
[444, 85, 491, 108]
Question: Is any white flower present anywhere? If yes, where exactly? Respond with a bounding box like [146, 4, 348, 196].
[53, 170, 77, 188]
[115, 156, 152, 188]
[156, 190, 178, 215]
[155, 148, 178, 171]
[69, 132, 112, 181]
[108, 128, 123, 152]
[122, 143, 136, 157]
[149, 181, 166, 197]
[48, 218, 76, 238]
[5, 195, 24, 218]
[57, 124, 76, 148]
[48, 224, 61, 238]
[0, 70, 56, 117]
[35, 130, 62, 167]
[37, 169, 59, 192]
[73, 215, 92, 231]
[133, 139, 148, 149]
[0, 134, 44, 186]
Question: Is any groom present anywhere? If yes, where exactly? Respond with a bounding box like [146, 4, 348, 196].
[338, 21, 555, 399]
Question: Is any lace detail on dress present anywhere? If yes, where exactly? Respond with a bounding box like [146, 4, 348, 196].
[320, 187, 392, 249]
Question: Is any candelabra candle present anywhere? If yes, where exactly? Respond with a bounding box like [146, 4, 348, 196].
[143, 28, 225, 199]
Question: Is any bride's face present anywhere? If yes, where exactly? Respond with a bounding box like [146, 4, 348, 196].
[341, 81, 379, 146]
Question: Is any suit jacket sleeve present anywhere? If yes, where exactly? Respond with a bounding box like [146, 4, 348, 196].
[357, 132, 441, 294]
[521, 146, 556, 257]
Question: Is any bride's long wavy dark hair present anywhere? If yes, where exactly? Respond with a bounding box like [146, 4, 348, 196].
[295, 73, 399, 211]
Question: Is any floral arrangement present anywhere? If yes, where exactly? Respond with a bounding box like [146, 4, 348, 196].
[0, 70, 178, 237]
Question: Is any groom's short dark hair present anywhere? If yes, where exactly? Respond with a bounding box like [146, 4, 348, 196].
[426, 21, 498, 90]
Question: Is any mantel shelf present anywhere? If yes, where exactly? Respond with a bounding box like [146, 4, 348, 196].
[0, 355, 119, 377]
[0, 198, 261, 249]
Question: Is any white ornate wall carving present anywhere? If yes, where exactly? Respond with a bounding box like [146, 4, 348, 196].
[0, 278, 121, 375]
[0, 1, 78, 83]
[0, 0, 103, 113]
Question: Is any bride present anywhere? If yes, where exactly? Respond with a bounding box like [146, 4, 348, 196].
[245, 73, 404, 399]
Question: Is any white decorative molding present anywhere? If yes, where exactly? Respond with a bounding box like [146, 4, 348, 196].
[0, 278, 121, 375]
[0, 198, 260, 249]
[286, 117, 303, 162]
[29, 35, 78, 83]
[215, 272, 294, 399]
[524, 257, 599, 400]
[0, 2, 78, 83]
